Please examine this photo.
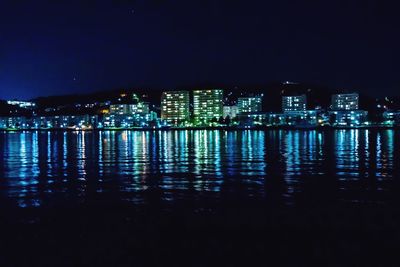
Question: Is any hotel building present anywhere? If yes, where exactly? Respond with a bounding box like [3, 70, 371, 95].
[161, 91, 190, 125]
[193, 89, 223, 124]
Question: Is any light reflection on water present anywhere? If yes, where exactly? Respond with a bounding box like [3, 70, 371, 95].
[0, 130, 399, 208]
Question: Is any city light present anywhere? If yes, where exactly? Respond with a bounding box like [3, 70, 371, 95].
[0, 89, 399, 130]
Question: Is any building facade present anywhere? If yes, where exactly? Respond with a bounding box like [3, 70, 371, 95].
[329, 110, 368, 126]
[282, 110, 319, 126]
[331, 93, 359, 111]
[109, 104, 131, 115]
[223, 105, 239, 119]
[161, 91, 190, 125]
[193, 89, 223, 124]
[109, 100, 152, 126]
[237, 96, 262, 114]
[383, 111, 400, 125]
[0, 115, 101, 130]
[282, 95, 307, 112]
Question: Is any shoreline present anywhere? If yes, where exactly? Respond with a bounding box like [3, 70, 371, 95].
[1, 125, 399, 132]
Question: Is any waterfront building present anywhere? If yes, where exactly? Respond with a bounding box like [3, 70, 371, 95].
[223, 105, 239, 119]
[237, 110, 317, 127]
[237, 96, 262, 114]
[110, 101, 149, 115]
[329, 110, 368, 126]
[237, 112, 268, 127]
[104, 114, 130, 128]
[0, 113, 148, 130]
[103, 112, 152, 128]
[283, 110, 319, 126]
[135, 102, 150, 115]
[263, 110, 321, 127]
[161, 91, 190, 126]
[0, 117, 6, 129]
[331, 93, 359, 111]
[79, 115, 99, 129]
[31, 115, 96, 129]
[109, 100, 152, 126]
[193, 89, 223, 124]
[148, 111, 158, 121]
[0, 117, 29, 129]
[318, 112, 331, 126]
[282, 95, 307, 112]
[130, 102, 150, 123]
[383, 111, 400, 125]
[267, 113, 287, 126]
[109, 104, 131, 115]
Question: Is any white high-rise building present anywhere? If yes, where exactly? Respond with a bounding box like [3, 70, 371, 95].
[331, 93, 359, 111]
[282, 95, 307, 112]
[193, 89, 223, 123]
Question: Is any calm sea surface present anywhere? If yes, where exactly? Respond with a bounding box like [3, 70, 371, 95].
[2, 130, 400, 266]
[1, 129, 399, 208]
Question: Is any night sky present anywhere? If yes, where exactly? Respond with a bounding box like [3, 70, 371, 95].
[1, 0, 399, 100]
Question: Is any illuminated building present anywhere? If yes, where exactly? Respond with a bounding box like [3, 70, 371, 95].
[109, 104, 131, 115]
[107, 92, 153, 128]
[267, 113, 286, 125]
[161, 91, 190, 125]
[0, 117, 28, 129]
[237, 96, 263, 113]
[331, 93, 359, 111]
[238, 112, 268, 127]
[262, 108, 322, 127]
[329, 110, 368, 126]
[282, 95, 307, 112]
[7, 100, 36, 109]
[193, 89, 223, 124]
[132, 102, 150, 116]
[282, 110, 319, 126]
[0, 115, 101, 130]
[223, 105, 239, 119]
[329, 93, 367, 126]
[109, 103, 149, 115]
[383, 111, 400, 125]
[0, 117, 6, 129]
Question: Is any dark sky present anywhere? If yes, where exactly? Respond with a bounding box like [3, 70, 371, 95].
[1, 0, 399, 100]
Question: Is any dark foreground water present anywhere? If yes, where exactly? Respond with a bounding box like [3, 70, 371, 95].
[1, 130, 400, 266]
